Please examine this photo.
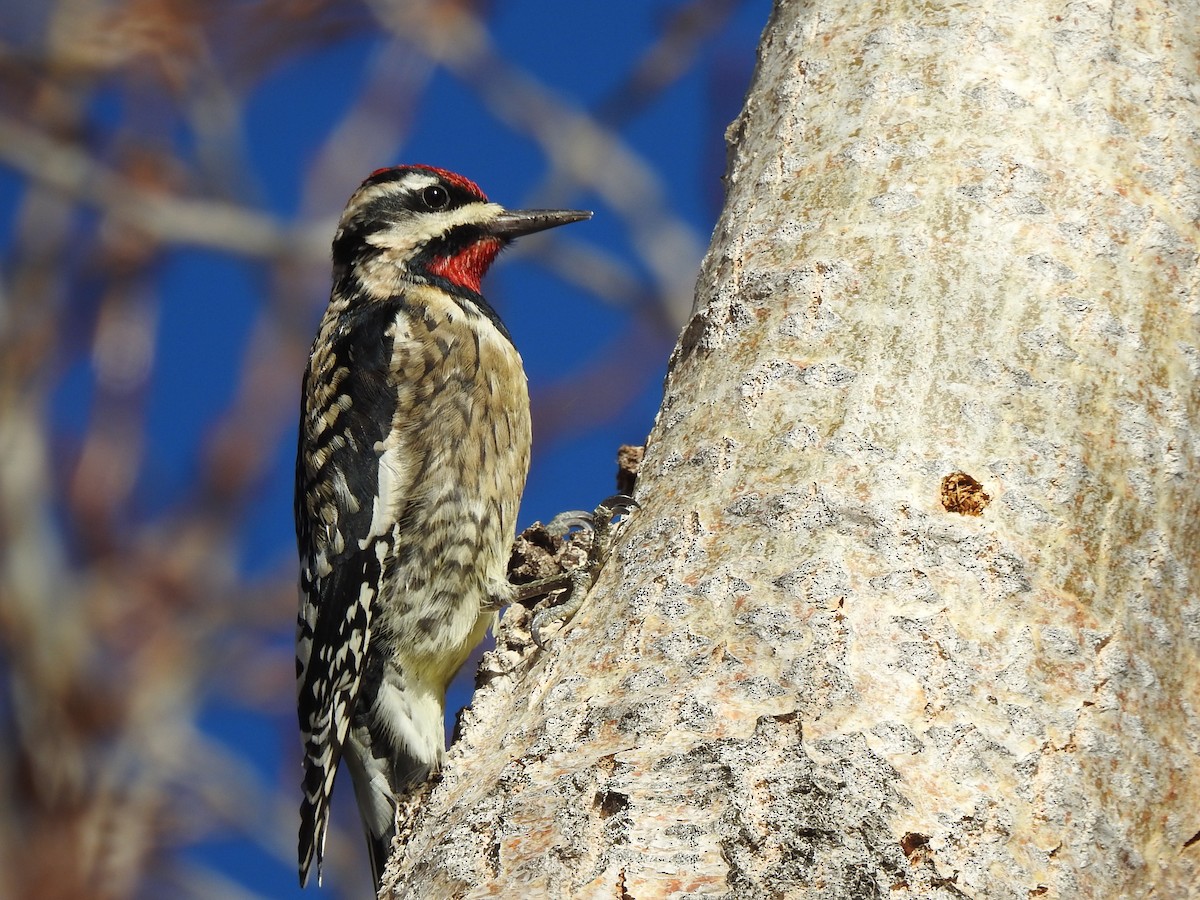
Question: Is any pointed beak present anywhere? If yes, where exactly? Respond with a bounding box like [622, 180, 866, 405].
[487, 208, 592, 239]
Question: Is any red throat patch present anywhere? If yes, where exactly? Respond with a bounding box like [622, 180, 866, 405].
[426, 237, 502, 294]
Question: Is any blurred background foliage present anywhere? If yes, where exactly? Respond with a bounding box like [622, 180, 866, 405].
[0, 1, 769, 896]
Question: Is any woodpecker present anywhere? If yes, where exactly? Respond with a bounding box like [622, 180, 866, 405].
[295, 165, 590, 890]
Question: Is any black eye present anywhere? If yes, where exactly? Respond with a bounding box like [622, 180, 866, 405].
[421, 185, 450, 210]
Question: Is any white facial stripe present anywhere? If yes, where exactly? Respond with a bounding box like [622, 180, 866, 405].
[362, 201, 505, 255]
[348, 172, 440, 211]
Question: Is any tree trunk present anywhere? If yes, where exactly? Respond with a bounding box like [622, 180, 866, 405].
[383, 0, 1200, 896]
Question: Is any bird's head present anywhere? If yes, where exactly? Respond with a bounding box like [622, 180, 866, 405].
[332, 165, 591, 297]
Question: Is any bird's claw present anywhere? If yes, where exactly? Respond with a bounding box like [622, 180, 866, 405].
[595, 493, 639, 521]
[545, 509, 594, 537]
[545, 495, 637, 537]
[527, 494, 637, 648]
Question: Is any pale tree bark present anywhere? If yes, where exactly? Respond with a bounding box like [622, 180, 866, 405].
[382, 0, 1200, 897]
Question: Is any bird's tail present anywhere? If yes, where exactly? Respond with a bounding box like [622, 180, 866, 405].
[298, 734, 342, 887]
[298, 695, 350, 888]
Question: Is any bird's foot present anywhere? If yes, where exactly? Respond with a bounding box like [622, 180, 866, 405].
[512, 494, 637, 648]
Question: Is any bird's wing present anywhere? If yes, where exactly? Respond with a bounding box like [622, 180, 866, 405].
[294, 299, 416, 887]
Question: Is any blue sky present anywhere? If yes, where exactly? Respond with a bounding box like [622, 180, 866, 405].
[0, 2, 770, 896]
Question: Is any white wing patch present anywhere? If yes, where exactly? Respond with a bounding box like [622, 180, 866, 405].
[361, 312, 420, 548]
[362, 442, 413, 548]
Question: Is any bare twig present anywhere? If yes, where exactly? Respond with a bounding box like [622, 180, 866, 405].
[0, 114, 325, 260]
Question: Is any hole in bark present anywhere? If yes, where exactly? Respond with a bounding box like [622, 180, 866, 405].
[940, 471, 991, 516]
[596, 789, 630, 819]
[900, 831, 930, 859]
[1184, 829, 1200, 849]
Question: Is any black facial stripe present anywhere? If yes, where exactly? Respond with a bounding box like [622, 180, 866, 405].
[359, 173, 485, 214]
[361, 166, 485, 200]
[331, 192, 490, 272]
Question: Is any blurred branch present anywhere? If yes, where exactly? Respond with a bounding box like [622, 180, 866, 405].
[0, 114, 327, 260]
[593, 0, 744, 125]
